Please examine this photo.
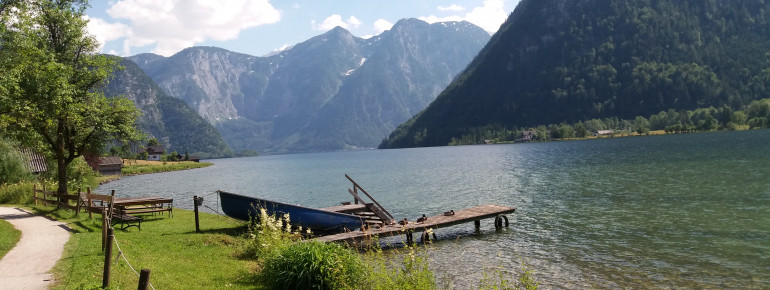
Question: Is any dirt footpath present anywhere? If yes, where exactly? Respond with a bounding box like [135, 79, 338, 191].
[0, 207, 71, 289]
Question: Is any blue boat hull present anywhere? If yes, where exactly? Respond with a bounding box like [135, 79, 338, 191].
[218, 191, 364, 233]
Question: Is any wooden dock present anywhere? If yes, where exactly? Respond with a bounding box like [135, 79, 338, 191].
[315, 204, 515, 244]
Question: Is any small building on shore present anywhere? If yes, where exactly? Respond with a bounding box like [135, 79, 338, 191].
[139, 145, 165, 161]
[85, 155, 123, 176]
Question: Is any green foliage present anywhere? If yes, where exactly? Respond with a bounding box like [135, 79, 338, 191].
[241, 207, 300, 260]
[0, 0, 140, 195]
[65, 157, 96, 192]
[414, 98, 770, 145]
[0, 218, 21, 261]
[0, 182, 35, 204]
[362, 246, 436, 290]
[120, 161, 212, 175]
[261, 241, 365, 290]
[0, 140, 33, 185]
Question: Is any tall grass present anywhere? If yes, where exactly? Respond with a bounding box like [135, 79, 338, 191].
[0, 182, 36, 204]
[362, 245, 436, 290]
[261, 241, 366, 290]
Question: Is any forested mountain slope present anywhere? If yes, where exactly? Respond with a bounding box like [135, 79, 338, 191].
[103, 59, 233, 157]
[380, 0, 770, 148]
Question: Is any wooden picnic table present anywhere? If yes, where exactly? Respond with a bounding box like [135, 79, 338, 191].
[113, 197, 173, 217]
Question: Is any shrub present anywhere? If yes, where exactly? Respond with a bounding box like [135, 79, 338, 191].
[0, 140, 33, 185]
[362, 246, 436, 290]
[65, 156, 97, 191]
[260, 241, 365, 290]
[0, 182, 35, 204]
[241, 208, 300, 260]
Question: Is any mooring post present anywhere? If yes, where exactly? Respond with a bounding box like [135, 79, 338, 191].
[194, 195, 200, 233]
[138, 269, 151, 290]
[103, 228, 114, 288]
[474, 220, 481, 230]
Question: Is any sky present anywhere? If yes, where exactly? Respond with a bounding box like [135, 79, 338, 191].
[85, 0, 521, 57]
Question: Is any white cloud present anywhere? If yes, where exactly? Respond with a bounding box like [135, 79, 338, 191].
[88, 0, 281, 56]
[438, 4, 465, 12]
[85, 16, 131, 52]
[373, 19, 393, 34]
[465, 0, 508, 33]
[312, 14, 361, 31]
[420, 0, 509, 33]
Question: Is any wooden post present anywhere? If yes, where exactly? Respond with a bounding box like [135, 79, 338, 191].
[474, 220, 481, 230]
[103, 228, 114, 288]
[138, 269, 151, 290]
[76, 189, 81, 216]
[194, 196, 200, 233]
[87, 187, 93, 219]
[33, 185, 37, 206]
[102, 208, 108, 251]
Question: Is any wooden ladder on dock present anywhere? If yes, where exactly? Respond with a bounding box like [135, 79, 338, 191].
[345, 174, 395, 225]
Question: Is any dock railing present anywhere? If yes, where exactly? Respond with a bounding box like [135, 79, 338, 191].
[345, 174, 394, 224]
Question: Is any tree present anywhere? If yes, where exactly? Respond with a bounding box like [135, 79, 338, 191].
[0, 0, 140, 195]
[146, 138, 160, 147]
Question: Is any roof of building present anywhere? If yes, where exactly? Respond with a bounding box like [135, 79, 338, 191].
[18, 148, 48, 173]
[99, 156, 123, 166]
[139, 145, 165, 154]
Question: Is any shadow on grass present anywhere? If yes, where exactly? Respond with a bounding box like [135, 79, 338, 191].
[178, 224, 250, 236]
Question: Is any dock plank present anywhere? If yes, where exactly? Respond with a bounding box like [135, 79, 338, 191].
[315, 204, 515, 243]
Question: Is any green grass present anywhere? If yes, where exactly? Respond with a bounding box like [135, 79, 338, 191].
[0, 218, 21, 260]
[14, 203, 538, 290]
[121, 161, 213, 175]
[32, 206, 258, 289]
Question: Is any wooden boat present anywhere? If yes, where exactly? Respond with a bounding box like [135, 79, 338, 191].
[217, 190, 367, 233]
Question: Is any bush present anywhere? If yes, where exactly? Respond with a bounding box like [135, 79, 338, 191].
[260, 241, 365, 290]
[0, 140, 33, 185]
[0, 182, 35, 204]
[241, 207, 299, 260]
[65, 156, 97, 191]
[362, 246, 436, 290]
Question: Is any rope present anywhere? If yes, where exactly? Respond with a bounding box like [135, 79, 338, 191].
[113, 235, 156, 290]
[198, 191, 220, 214]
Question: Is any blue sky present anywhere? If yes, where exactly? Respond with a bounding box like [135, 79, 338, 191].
[86, 0, 520, 57]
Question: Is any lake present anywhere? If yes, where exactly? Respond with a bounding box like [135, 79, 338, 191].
[99, 130, 770, 288]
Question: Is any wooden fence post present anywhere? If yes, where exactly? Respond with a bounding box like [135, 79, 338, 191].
[194, 196, 200, 233]
[75, 189, 81, 216]
[103, 228, 114, 288]
[87, 188, 93, 219]
[138, 269, 151, 290]
[102, 208, 108, 251]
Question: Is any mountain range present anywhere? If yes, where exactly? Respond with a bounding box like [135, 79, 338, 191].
[126, 18, 490, 154]
[380, 0, 770, 148]
[102, 59, 233, 157]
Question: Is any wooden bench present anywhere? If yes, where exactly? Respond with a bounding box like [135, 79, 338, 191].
[112, 213, 142, 230]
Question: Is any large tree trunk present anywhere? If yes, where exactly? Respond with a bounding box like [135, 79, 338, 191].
[56, 120, 68, 200]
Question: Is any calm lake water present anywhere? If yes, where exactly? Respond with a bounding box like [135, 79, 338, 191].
[99, 130, 770, 289]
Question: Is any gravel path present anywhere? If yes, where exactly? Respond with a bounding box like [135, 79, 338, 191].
[0, 206, 71, 289]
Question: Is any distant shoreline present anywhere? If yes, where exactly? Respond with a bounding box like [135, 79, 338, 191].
[97, 159, 214, 185]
